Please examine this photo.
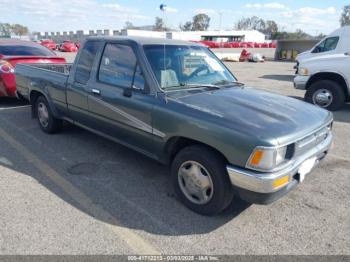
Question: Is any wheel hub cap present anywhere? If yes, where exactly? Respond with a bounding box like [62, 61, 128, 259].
[178, 161, 214, 205]
[313, 89, 333, 108]
[37, 102, 49, 127]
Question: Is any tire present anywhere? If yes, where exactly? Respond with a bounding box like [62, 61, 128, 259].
[305, 80, 345, 111]
[171, 145, 234, 216]
[35, 96, 62, 134]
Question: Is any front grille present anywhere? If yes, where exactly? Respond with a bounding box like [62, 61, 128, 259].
[294, 124, 331, 157]
[295, 61, 299, 74]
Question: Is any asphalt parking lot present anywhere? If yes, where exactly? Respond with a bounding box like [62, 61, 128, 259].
[0, 53, 349, 255]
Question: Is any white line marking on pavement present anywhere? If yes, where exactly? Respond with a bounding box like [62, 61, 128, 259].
[0, 105, 31, 110]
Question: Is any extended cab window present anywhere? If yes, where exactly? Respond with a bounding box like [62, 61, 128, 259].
[98, 43, 141, 88]
[75, 41, 100, 84]
[313, 37, 339, 53]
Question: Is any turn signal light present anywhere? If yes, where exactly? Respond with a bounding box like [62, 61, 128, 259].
[273, 175, 289, 189]
[250, 150, 264, 166]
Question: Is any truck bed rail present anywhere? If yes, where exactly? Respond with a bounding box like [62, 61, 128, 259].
[16, 63, 72, 75]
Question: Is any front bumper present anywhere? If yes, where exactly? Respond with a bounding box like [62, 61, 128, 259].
[293, 75, 310, 90]
[227, 132, 333, 204]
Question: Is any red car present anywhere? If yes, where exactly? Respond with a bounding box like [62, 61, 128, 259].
[40, 39, 57, 50]
[223, 42, 240, 48]
[269, 42, 277, 48]
[0, 39, 66, 97]
[222, 42, 232, 48]
[254, 42, 262, 48]
[239, 42, 248, 48]
[198, 40, 220, 48]
[59, 41, 78, 52]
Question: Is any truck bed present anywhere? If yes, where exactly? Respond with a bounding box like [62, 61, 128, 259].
[15, 63, 73, 102]
[29, 63, 72, 74]
[17, 63, 72, 75]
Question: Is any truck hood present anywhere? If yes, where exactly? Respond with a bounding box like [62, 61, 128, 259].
[296, 50, 311, 62]
[299, 53, 348, 65]
[169, 87, 332, 145]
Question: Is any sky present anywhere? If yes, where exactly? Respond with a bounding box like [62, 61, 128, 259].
[0, 0, 348, 35]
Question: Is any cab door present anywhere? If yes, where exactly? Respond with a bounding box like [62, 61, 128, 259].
[66, 40, 101, 125]
[86, 42, 157, 157]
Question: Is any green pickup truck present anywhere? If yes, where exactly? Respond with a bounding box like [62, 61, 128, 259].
[15, 37, 333, 215]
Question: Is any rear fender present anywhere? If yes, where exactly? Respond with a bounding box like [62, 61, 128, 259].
[29, 86, 61, 119]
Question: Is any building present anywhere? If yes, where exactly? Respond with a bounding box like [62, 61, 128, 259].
[274, 39, 319, 60]
[122, 29, 266, 43]
[35, 29, 120, 43]
[36, 29, 267, 43]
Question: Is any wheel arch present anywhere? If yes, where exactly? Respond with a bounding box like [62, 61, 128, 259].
[163, 136, 229, 165]
[29, 90, 60, 118]
[306, 72, 349, 99]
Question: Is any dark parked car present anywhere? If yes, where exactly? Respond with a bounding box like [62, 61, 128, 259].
[15, 37, 333, 215]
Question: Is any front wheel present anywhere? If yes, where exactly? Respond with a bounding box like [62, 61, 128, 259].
[35, 96, 62, 134]
[305, 80, 345, 111]
[171, 145, 234, 215]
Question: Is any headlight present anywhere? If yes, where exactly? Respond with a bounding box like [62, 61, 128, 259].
[298, 67, 309, 76]
[246, 146, 288, 171]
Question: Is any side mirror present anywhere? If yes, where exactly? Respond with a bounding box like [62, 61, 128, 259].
[123, 87, 132, 97]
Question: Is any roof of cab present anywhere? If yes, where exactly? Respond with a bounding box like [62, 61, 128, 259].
[86, 36, 201, 46]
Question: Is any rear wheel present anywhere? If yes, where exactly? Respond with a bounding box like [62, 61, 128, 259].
[171, 145, 234, 215]
[35, 96, 62, 134]
[305, 80, 345, 111]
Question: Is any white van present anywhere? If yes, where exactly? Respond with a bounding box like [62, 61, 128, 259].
[296, 26, 350, 63]
[294, 26, 350, 111]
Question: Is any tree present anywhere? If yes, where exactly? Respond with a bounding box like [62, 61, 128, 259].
[179, 21, 193, 31]
[0, 23, 12, 37]
[234, 17, 280, 39]
[235, 16, 264, 30]
[265, 20, 279, 38]
[154, 17, 165, 31]
[273, 29, 312, 40]
[179, 13, 210, 31]
[192, 13, 210, 31]
[340, 5, 350, 26]
[11, 24, 28, 37]
[315, 33, 327, 40]
[124, 21, 135, 29]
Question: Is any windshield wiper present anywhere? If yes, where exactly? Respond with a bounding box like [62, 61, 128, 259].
[213, 80, 245, 87]
[164, 83, 220, 90]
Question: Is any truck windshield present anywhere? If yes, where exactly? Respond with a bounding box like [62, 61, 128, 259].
[143, 44, 236, 90]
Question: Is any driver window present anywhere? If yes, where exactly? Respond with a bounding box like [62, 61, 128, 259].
[98, 43, 136, 88]
[313, 37, 339, 53]
[323, 37, 339, 52]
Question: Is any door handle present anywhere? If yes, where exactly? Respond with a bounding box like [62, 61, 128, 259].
[91, 89, 101, 95]
[345, 52, 350, 56]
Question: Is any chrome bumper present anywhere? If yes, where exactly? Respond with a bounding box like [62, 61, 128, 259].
[293, 75, 309, 90]
[227, 132, 333, 194]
